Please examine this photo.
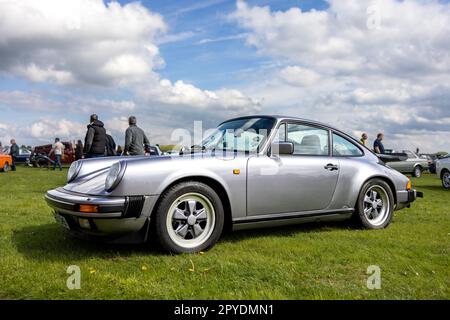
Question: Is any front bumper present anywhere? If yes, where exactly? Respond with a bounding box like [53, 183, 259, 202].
[396, 189, 423, 210]
[45, 188, 156, 243]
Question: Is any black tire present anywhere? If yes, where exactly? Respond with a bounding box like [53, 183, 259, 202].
[355, 179, 394, 229]
[2, 162, 9, 173]
[412, 166, 422, 178]
[153, 181, 224, 254]
[442, 170, 450, 190]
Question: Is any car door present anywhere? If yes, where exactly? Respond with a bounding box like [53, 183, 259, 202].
[247, 122, 340, 216]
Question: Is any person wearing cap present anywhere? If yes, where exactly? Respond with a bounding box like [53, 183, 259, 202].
[83, 114, 107, 158]
[123, 116, 150, 156]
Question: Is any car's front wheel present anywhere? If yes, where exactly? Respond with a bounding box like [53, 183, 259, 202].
[442, 170, 450, 190]
[412, 166, 422, 178]
[356, 179, 394, 229]
[153, 181, 224, 253]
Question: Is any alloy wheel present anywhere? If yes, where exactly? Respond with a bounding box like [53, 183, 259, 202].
[363, 185, 391, 227]
[443, 172, 450, 189]
[166, 193, 216, 249]
[414, 167, 422, 178]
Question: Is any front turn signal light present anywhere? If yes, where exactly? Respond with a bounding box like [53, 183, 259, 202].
[79, 204, 99, 213]
[406, 180, 412, 191]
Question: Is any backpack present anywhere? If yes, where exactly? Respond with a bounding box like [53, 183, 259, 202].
[105, 135, 117, 156]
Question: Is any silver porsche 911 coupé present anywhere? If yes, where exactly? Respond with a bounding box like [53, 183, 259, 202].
[45, 116, 422, 253]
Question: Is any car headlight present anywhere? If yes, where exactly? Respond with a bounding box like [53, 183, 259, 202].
[67, 161, 82, 183]
[105, 161, 126, 192]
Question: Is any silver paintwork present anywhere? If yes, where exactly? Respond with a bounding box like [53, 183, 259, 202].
[436, 157, 450, 188]
[45, 115, 418, 242]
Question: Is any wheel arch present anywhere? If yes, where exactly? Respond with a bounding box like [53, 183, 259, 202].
[361, 175, 397, 204]
[440, 168, 449, 179]
[150, 176, 233, 233]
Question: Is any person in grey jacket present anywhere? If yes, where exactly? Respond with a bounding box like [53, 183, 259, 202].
[123, 116, 150, 156]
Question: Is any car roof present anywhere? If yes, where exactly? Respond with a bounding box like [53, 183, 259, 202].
[220, 115, 352, 137]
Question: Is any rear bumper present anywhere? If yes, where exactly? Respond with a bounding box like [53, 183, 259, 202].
[396, 189, 423, 210]
[45, 188, 157, 243]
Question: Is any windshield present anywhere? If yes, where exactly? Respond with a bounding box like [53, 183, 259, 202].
[200, 117, 276, 153]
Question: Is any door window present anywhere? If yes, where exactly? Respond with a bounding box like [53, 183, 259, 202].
[287, 124, 329, 156]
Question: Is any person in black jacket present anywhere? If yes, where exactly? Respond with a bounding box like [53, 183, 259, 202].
[83, 114, 107, 158]
[9, 139, 19, 171]
[75, 140, 83, 160]
[105, 134, 117, 156]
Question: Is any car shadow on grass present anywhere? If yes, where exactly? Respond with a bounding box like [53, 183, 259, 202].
[11, 223, 164, 262]
[12, 220, 354, 262]
[222, 220, 354, 243]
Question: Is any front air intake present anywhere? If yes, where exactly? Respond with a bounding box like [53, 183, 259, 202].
[123, 196, 145, 218]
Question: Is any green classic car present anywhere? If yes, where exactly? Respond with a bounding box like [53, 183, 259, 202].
[387, 150, 430, 178]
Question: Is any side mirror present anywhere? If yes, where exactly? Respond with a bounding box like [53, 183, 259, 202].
[271, 142, 294, 155]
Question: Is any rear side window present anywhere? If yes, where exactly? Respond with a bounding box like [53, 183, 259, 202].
[333, 134, 363, 157]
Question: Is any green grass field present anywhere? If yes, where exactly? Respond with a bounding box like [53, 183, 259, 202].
[0, 166, 448, 300]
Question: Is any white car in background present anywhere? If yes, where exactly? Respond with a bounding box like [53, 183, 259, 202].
[436, 156, 450, 189]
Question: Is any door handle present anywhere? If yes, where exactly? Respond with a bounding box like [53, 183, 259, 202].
[324, 163, 339, 171]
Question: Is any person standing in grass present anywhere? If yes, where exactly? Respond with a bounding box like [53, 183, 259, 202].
[75, 140, 83, 160]
[123, 116, 150, 156]
[50, 138, 65, 171]
[9, 139, 19, 171]
[360, 133, 368, 146]
[374, 133, 386, 154]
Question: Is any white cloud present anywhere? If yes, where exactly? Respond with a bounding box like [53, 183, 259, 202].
[0, 0, 259, 135]
[278, 66, 321, 87]
[138, 78, 261, 112]
[0, 90, 135, 113]
[30, 118, 85, 141]
[232, 0, 450, 153]
[0, 0, 167, 86]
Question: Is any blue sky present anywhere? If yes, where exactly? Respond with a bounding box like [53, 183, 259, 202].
[0, 0, 449, 152]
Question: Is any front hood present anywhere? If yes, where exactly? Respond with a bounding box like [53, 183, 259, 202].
[64, 152, 239, 196]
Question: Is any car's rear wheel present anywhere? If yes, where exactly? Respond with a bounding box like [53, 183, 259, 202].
[356, 179, 394, 229]
[413, 166, 422, 178]
[2, 162, 9, 172]
[442, 170, 450, 190]
[153, 181, 224, 253]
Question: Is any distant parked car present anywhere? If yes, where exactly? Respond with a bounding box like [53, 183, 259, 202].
[33, 142, 75, 165]
[29, 152, 55, 168]
[0, 154, 13, 172]
[2, 146, 31, 164]
[436, 157, 450, 189]
[387, 150, 429, 178]
[419, 154, 438, 174]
